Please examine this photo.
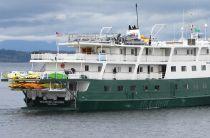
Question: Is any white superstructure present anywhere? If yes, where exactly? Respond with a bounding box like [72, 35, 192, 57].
[30, 26, 210, 80]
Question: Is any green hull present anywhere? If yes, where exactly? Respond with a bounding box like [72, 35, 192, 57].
[77, 96, 210, 111]
[23, 77, 210, 111]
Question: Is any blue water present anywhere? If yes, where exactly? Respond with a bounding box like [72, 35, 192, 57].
[1, 63, 210, 138]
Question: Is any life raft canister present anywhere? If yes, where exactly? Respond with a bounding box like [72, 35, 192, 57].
[60, 63, 65, 68]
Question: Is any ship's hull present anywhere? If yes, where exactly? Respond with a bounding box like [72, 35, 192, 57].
[22, 77, 210, 111]
[77, 96, 210, 111]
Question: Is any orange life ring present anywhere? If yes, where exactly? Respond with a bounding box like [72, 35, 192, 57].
[60, 63, 65, 68]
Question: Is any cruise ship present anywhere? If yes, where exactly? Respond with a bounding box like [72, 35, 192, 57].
[5, 8, 210, 111]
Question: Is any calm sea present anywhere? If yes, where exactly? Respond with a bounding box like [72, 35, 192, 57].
[0, 63, 210, 138]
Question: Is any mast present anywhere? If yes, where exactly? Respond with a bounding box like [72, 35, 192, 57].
[135, 3, 139, 28]
[181, 10, 185, 42]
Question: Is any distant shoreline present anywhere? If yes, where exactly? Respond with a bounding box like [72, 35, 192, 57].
[0, 49, 30, 62]
[0, 49, 75, 63]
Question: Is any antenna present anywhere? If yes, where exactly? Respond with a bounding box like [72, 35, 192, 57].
[181, 10, 185, 41]
[205, 24, 208, 41]
[135, 3, 139, 28]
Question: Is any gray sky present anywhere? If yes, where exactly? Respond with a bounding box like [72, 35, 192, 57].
[0, 0, 209, 42]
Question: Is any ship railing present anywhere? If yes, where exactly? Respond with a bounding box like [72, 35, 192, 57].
[57, 33, 117, 44]
[141, 55, 169, 62]
[68, 74, 82, 79]
[198, 55, 210, 61]
[31, 53, 56, 60]
[31, 53, 174, 63]
[171, 55, 196, 61]
[31, 53, 137, 62]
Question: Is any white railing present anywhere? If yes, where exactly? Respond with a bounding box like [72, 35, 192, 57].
[68, 74, 82, 79]
[31, 53, 56, 60]
[172, 55, 196, 61]
[31, 53, 138, 62]
[199, 55, 210, 61]
[141, 55, 169, 62]
[31, 53, 175, 63]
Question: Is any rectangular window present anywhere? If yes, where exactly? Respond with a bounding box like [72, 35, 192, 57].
[155, 85, 160, 91]
[207, 49, 209, 54]
[145, 48, 149, 55]
[131, 49, 134, 55]
[120, 49, 123, 54]
[201, 65, 206, 71]
[181, 66, 187, 72]
[150, 67, 153, 72]
[187, 49, 190, 55]
[174, 50, 177, 55]
[117, 85, 124, 91]
[134, 48, 137, 56]
[130, 85, 136, 91]
[144, 85, 148, 91]
[104, 86, 111, 91]
[137, 66, 143, 74]
[85, 65, 89, 71]
[192, 66, 196, 71]
[190, 49, 193, 55]
[171, 66, 176, 72]
[129, 67, 132, 72]
[98, 66, 102, 72]
[117, 67, 121, 72]
[140, 67, 143, 72]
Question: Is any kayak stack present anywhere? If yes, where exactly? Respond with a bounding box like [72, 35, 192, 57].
[6, 71, 68, 91]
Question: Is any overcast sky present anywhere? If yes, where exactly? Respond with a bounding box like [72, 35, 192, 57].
[0, 0, 209, 50]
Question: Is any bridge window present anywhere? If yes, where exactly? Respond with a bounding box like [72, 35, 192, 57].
[201, 65, 206, 71]
[130, 85, 136, 91]
[85, 65, 89, 71]
[117, 85, 124, 91]
[181, 66, 187, 72]
[192, 66, 196, 71]
[171, 66, 176, 72]
[104, 86, 111, 91]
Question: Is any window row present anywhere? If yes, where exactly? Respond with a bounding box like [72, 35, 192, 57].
[104, 82, 207, 92]
[120, 48, 138, 56]
[174, 49, 210, 55]
[171, 65, 206, 72]
[175, 83, 208, 90]
[85, 65, 134, 73]
[104, 85, 160, 92]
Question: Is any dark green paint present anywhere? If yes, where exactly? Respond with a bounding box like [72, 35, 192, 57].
[23, 77, 210, 111]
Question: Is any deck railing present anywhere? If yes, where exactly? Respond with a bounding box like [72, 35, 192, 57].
[31, 53, 173, 63]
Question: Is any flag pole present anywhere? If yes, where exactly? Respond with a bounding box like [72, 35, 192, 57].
[55, 32, 60, 73]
